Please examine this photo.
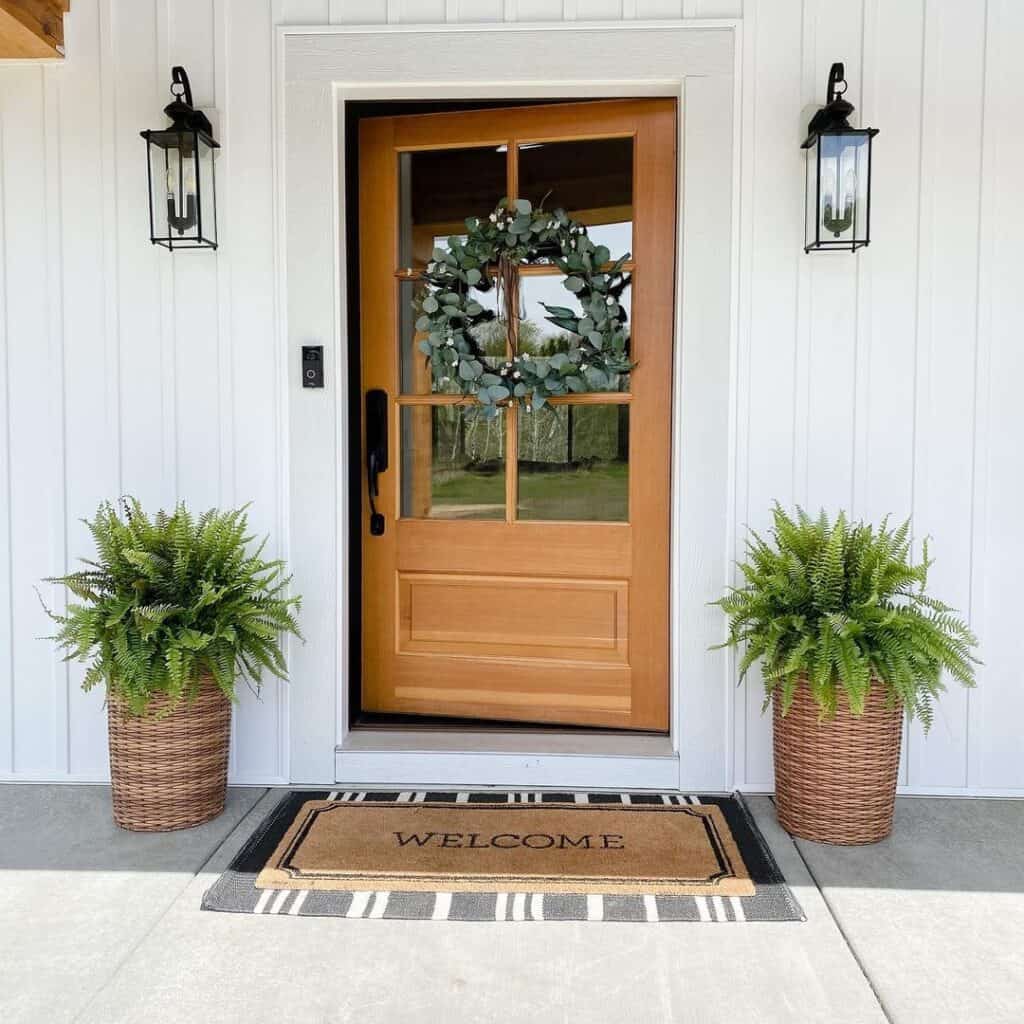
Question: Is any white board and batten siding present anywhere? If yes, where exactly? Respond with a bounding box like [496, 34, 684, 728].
[0, 1, 1021, 795]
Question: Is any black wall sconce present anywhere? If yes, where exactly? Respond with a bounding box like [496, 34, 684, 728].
[802, 63, 878, 252]
[140, 66, 219, 250]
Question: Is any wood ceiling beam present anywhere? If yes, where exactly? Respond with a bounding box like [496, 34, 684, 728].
[0, 1, 70, 60]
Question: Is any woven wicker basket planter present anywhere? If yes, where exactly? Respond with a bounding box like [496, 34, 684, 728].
[773, 680, 903, 845]
[107, 675, 231, 832]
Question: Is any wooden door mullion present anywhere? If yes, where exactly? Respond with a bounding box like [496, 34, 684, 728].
[504, 135, 520, 523]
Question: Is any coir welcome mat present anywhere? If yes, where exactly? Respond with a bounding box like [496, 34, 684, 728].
[203, 791, 803, 922]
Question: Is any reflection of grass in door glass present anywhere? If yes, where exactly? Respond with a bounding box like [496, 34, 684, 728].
[518, 463, 628, 522]
[429, 407, 505, 519]
[516, 404, 629, 522]
[431, 467, 505, 519]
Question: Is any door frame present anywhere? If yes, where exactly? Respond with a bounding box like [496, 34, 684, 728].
[276, 19, 743, 790]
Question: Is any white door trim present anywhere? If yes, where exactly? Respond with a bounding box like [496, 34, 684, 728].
[276, 19, 742, 790]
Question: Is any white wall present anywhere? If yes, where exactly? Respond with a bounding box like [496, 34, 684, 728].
[1, 0, 1021, 793]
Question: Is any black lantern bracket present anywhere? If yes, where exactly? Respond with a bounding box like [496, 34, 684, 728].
[801, 63, 875, 148]
[141, 65, 221, 157]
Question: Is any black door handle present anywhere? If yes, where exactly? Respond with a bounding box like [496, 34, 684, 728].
[365, 389, 388, 536]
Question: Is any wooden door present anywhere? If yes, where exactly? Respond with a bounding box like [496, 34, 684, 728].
[359, 99, 675, 731]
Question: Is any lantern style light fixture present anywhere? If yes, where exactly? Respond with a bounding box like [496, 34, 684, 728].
[140, 66, 219, 250]
[802, 62, 878, 253]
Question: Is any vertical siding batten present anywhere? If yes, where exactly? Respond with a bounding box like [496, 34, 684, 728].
[3, 68, 58, 772]
[857, 0, 926, 788]
[968, 0, 1023, 791]
[730, 0, 756, 790]
[907, 0, 987, 789]
[43, 62, 70, 773]
[170, 0, 221, 510]
[738, 0, 805, 788]
[61, 0, 115, 777]
[223, 0, 285, 783]
[802, 0, 863, 512]
[114, 1, 170, 509]
[0, 103, 11, 774]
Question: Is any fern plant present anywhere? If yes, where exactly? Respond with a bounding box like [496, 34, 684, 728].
[45, 499, 301, 715]
[714, 505, 978, 728]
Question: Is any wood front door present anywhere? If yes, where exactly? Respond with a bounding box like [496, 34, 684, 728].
[358, 99, 676, 731]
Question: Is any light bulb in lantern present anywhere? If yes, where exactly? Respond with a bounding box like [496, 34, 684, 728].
[825, 167, 838, 203]
[842, 168, 857, 214]
[182, 157, 196, 196]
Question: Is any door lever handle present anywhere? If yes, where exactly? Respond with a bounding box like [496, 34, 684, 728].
[365, 389, 389, 536]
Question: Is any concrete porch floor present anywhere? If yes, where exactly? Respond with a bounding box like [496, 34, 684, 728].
[1, 787, 1021, 1024]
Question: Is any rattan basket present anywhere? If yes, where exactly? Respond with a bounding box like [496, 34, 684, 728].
[107, 675, 231, 832]
[773, 679, 903, 845]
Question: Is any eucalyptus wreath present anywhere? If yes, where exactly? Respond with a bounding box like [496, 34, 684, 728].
[415, 198, 632, 417]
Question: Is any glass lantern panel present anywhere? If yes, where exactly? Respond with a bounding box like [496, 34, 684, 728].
[146, 130, 216, 249]
[809, 132, 871, 249]
[195, 135, 217, 247]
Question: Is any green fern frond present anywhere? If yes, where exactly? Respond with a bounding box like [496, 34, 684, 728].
[713, 505, 980, 727]
[45, 499, 302, 717]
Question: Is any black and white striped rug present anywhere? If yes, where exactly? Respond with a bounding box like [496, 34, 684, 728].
[202, 791, 803, 922]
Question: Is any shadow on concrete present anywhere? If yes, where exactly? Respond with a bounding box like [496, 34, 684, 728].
[780, 797, 1024, 894]
[0, 785, 267, 872]
[2, 786, 1022, 895]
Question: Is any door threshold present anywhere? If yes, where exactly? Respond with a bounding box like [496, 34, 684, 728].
[335, 729, 678, 790]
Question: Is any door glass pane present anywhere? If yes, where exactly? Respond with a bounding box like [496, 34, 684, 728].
[398, 146, 507, 269]
[400, 279, 504, 394]
[517, 275, 631, 391]
[401, 405, 505, 519]
[516, 404, 629, 522]
[517, 137, 633, 259]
